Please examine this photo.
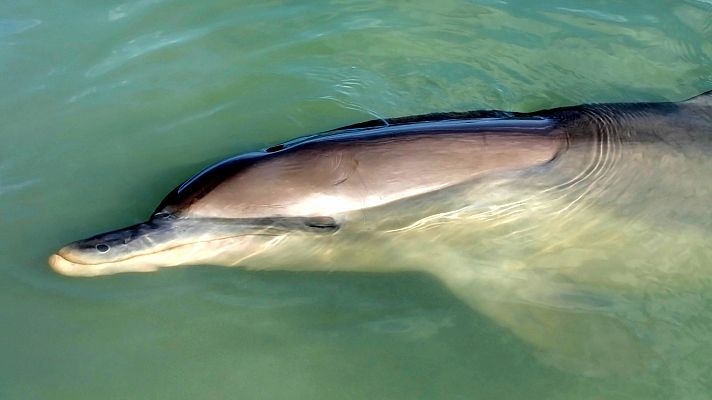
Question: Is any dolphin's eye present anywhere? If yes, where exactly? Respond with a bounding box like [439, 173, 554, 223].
[96, 244, 110, 253]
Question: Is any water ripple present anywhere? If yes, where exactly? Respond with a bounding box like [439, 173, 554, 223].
[0, 163, 39, 197]
[108, 0, 162, 22]
[85, 26, 219, 78]
[0, 19, 41, 37]
[555, 7, 628, 23]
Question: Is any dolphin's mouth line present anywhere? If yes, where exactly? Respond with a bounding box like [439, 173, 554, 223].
[58, 232, 285, 267]
[57, 216, 341, 268]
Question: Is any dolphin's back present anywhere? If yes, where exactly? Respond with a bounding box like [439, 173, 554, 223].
[543, 90, 712, 144]
[166, 119, 562, 219]
[155, 91, 711, 220]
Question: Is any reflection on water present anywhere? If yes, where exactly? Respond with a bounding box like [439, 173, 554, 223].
[1, 0, 712, 398]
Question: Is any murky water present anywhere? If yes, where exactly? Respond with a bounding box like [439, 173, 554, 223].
[2, 0, 712, 398]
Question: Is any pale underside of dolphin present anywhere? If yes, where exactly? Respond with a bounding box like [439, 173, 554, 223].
[49, 90, 712, 375]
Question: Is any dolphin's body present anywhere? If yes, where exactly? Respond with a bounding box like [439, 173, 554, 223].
[49, 91, 712, 374]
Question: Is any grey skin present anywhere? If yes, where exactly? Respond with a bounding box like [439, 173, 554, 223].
[49, 90, 712, 277]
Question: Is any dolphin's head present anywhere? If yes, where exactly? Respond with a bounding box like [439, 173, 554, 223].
[48, 214, 340, 276]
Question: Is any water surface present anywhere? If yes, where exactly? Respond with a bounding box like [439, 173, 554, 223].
[1, 0, 712, 399]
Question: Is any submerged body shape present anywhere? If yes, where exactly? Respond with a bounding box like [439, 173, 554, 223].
[49, 91, 712, 375]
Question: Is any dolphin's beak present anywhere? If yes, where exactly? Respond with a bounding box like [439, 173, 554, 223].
[48, 253, 75, 275]
[48, 216, 339, 277]
[47, 216, 246, 277]
[48, 252, 161, 276]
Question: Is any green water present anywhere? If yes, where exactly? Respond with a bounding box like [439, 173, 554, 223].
[2, 0, 712, 398]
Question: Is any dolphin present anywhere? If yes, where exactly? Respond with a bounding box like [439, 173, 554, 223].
[49, 90, 712, 374]
[49, 90, 712, 275]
